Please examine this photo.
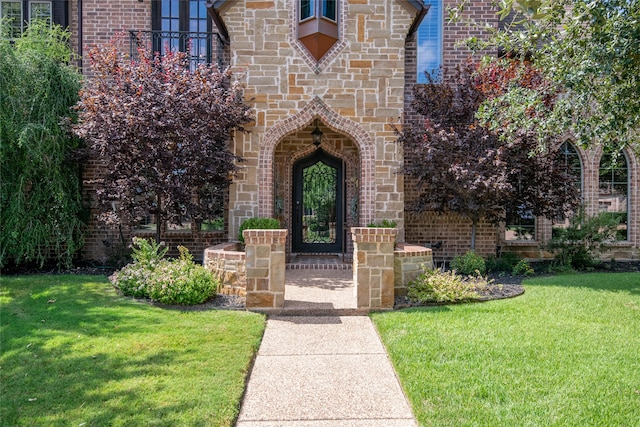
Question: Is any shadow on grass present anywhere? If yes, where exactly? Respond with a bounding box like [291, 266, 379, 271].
[0, 275, 247, 426]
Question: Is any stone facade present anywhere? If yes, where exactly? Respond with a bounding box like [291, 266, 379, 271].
[222, 0, 415, 248]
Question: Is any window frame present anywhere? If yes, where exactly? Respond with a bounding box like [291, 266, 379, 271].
[598, 150, 630, 242]
[416, 0, 443, 83]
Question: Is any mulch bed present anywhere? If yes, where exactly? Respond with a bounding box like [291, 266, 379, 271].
[4, 260, 638, 311]
[394, 275, 526, 309]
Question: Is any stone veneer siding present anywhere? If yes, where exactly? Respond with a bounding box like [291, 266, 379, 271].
[221, 0, 416, 245]
[244, 229, 287, 309]
[204, 242, 247, 296]
[394, 243, 433, 297]
[352, 227, 397, 309]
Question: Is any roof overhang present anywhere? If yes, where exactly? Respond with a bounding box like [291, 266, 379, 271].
[207, 0, 429, 43]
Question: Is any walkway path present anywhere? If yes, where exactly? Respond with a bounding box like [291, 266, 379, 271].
[235, 270, 418, 426]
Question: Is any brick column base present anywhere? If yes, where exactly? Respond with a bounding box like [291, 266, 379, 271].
[244, 229, 287, 309]
[351, 227, 397, 309]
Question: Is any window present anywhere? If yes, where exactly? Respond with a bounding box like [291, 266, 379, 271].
[152, 0, 212, 67]
[599, 151, 629, 241]
[505, 207, 536, 241]
[0, 1, 22, 37]
[322, 0, 336, 21]
[300, 0, 313, 21]
[416, 0, 442, 83]
[552, 141, 582, 232]
[1, 1, 51, 38]
[297, 0, 339, 61]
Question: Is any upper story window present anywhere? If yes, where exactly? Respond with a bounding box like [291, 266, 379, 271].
[300, 0, 336, 21]
[298, 0, 339, 61]
[151, 0, 213, 67]
[1, 1, 52, 38]
[416, 0, 442, 83]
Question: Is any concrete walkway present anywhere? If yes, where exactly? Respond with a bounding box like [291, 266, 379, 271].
[235, 270, 418, 426]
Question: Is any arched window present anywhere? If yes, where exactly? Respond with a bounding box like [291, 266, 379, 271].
[552, 141, 582, 232]
[416, 0, 442, 83]
[599, 151, 629, 241]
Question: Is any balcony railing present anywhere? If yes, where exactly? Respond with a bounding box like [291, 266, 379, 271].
[129, 30, 226, 70]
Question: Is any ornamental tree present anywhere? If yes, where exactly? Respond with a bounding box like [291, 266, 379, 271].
[399, 62, 579, 249]
[74, 37, 252, 243]
[453, 0, 640, 153]
[0, 22, 84, 268]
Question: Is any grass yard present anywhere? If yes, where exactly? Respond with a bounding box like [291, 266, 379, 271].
[0, 275, 265, 427]
[372, 272, 640, 427]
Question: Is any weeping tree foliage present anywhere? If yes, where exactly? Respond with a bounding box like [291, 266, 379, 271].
[0, 21, 85, 268]
[73, 37, 252, 244]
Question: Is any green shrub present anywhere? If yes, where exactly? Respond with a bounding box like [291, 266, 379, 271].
[450, 250, 486, 276]
[145, 246, 218, 305]
[238, 217, 281, 243]
[130, 236, 168, 266]
[366, 219, 397, 228]
[407, 268, 489, 303]
[548, 209, 620, 270]
[110, 262, 152, 298]
[486, 252, 521, 273]
[512, 259, 534, 276]
[111, 240, 218, 305]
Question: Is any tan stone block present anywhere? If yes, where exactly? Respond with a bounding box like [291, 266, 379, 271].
[246, 2, 274, 9]
[350, 60, 372, 68]
[380, 292, 394, 308]
[247, 268, 269, 278]
[273, 292, 285, 308]
[256, 278, 269, 291]
[246, 292, 274, 308]
[256, 244, 270, 259]
[357, 282, 370, 308]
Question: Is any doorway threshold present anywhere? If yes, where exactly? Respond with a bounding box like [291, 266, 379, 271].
[287, 253, 352, 270]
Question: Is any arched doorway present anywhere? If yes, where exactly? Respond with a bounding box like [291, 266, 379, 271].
[292, 149, 344, 253]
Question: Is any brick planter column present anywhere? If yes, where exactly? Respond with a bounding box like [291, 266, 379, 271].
[244, 229, 287, 309]
[351, 227, 397, 309]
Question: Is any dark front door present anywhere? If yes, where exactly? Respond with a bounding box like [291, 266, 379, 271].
[293, 149, 344, 253]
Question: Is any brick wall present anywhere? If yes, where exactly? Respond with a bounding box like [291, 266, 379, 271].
[73, 1, 229, 263]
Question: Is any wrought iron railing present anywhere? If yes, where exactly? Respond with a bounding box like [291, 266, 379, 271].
[128, 30, 226, 69]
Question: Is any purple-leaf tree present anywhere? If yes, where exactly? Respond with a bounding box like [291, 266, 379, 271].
[74, 37, 252, 243]
[398, 62, 579, 249]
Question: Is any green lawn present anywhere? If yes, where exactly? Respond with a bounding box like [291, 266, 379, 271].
[0, 275, 265, 427]
[372, 272, 640, 427]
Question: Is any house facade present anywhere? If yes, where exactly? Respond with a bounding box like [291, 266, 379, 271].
[5, 0, 636, 262]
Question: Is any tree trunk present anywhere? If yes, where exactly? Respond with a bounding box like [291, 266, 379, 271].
[470, 218, 477, 250]
[155, 194, 162, 244]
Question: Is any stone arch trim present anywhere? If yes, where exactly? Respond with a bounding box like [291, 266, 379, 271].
[259, 97, 375, 226]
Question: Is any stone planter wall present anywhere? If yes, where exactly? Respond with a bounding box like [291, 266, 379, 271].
[394, 244, 433, 297]
[244, 229, 287, 309]
[204, 242, 246, 296]
[351, 227, 397, 309]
